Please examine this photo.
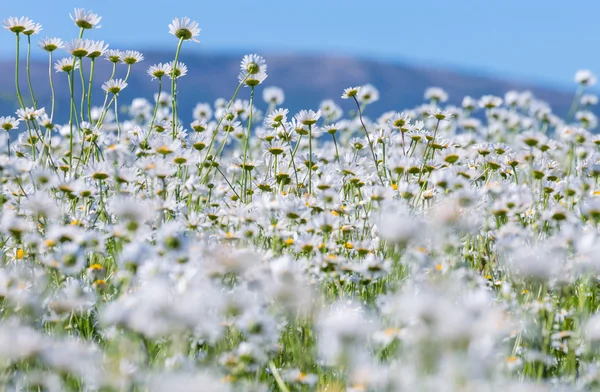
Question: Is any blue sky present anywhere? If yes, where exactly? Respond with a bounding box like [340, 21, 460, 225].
[1, 0, 597, 89]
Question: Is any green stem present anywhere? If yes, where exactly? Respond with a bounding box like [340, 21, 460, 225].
[79, 57, 86, 122]
[26, 35, 37, 108]
[241, 86, 255, 202]
[353, 96, 383, 185]
[171, 37, 184, 139]
[14, 33, 25, 110]
[268, 362, 289, 392]
[308, 123, 313, 195]
[149, 77, 163, 132]
[48, 52, 56, 120]
[68, 71, 75, 176]
[87, 58, 96, 122]
[115, 96, 121, 140]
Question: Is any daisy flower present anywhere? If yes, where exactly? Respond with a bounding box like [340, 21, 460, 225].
[70, 8, 102, 30]
[39, 37, 64, 52]
[341, 86, 362, 99]
[295, 110, 321, 126]
[23, 22, 42, 36]
[166, 61, 188, 79]
[86, 40, 109, 59]
[240, 54, 267, 76]
[102, 79, 128, 95]
[54, 57, 79, 73]
[168, 17, 200, 42]
[2, 17, 34, 34]
[575, 69, 597, 87]
[0, 117, 20, 131]
[239, 71, 267, 87]
[358, 84, 379, 104]
[263, 86, 284, 105]
[147, 63, 171, 80]
[65, 38, 92, 58]
[428, 108, 454, 121]
[104, 49, 123, 64]
[121, 50, 144, 65]
[17, 107, 45, 121]
[424, 87, 449, 103]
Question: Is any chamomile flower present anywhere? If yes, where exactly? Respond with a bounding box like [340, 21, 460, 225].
[167, 61, 188, 79]
[0, 117, 20, 131]
[147, 63, 170, 80]
[23, 21, 42, 36]
[239, 71, 267, 87]
[121, 50, 144, 65]
[65, 38, 92, 57]
[70, 8, 102, 30]
[263, 86, 284, 105]
[102, 79, 128, 95]
[168, 17, 201, 42]
[2, 17, 34, 34]
[39, 37, 64, 52]
[575, 69, 597, 87]
[54, 57, 78, 73]
[104, 49, 123, 64]
[17, 107, 45, 121]
[342, 86, 362, 99]
[295, 110, 321, 126]
[86, 40, 109, 59]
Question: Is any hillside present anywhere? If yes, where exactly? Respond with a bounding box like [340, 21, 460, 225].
[0, 51, 581, 124]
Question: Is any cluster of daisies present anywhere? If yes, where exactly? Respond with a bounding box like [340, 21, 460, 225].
[2, 8, 600, 392]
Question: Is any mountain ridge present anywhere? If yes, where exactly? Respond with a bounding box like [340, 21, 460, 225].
[0, 52, 585, 124]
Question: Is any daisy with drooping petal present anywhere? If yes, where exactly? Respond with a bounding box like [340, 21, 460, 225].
[168, 17, 200, 42]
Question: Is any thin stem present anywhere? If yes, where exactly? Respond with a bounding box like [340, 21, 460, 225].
[332, 133, 340, 163]
[241, 86, 255, 202]
[268, 361, 290, 392]
[149, 77, 163, 132]
[79, 57, 86, 122]
[87, 58, 96, 122]
[199, 74, 250, 181]
[68, 71, 75, 176]
[171, 37, 184, 139]
[14, 33, 25, 110]
[48, 52, 56, 120]
[26, 35, 37, 109]
[352, 96, 383, 185]
[281, 123, 300, 195]
[308, 123, 313, 195]
[115, 96, 121, 140]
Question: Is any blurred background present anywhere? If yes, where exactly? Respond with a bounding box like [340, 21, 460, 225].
[1, 0, 598, 120]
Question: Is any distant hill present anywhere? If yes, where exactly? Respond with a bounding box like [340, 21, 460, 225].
[0, 51, 582, 124]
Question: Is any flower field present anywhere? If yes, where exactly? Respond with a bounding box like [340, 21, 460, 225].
[1, 9, 600, 391]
